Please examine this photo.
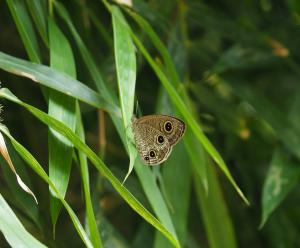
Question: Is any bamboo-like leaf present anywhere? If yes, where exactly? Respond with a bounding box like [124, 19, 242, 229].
[54, 1, 116, 103]
[125, 10, 209, 193]
[25, 0, 48, 46]
[227, 80, 300, 160]
[48, 17, 77, 231]
[260, 90, 300, 228]
[154, 142, 191, 248]
[76, 104, 103, 248]
[0, 125, 94, 248]
[0, 130, 37, 204]
[7, 0, 41, 63]
[0, 144, 41, 230]
[260, 149, 300, 228]
[0, 193, 46, 248]
[0, 52, 120, 116]
[195, 157, 237, 248]
[0, 88, 180, 248]
[112, 6, 137, 182]
[56, 4, 178, 244]
[109, 7, 248, 204]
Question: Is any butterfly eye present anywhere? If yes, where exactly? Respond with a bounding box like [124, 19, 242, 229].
[157, 135, 164, 144]
[164, 121, 173, 133]
[149, 150, 156, 158]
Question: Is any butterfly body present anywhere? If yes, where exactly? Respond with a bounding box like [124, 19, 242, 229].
[132, 115, 186, 165]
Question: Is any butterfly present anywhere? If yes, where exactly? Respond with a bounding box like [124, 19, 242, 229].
[132, 115, 186, 165]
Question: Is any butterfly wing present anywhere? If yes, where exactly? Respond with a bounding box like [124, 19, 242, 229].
[134, 115, 186, 146]
[132, 123, 171, 165]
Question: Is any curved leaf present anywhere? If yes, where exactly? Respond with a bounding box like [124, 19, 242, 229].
[0, 194, 46, 248]
[0, 52, 120, 117]
[0, 88, 181, 248]
[112, 6, 137, 182]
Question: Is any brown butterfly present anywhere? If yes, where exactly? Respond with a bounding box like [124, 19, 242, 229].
[132, 115, 186, 165]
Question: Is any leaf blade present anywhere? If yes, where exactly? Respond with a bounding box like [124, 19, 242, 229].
[0, 194, 46, 248]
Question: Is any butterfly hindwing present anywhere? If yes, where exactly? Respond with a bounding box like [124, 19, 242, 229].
[133, 115, 186, 146]
[132, 123, 171, 165]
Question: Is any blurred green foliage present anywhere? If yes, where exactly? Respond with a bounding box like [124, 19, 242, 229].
[0, 0, 300, 247]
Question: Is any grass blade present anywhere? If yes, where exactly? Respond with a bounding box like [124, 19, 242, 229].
[195, 157, 237, 248]
[76, 104, 103, 248]
[0, 51, 120, 116]
[0, 131, 37, 203]
[58, 4, 178, 243]
[7, 0, 41, 63]
[54, 1, 116, 103]
[0, 125, 94, 248]
[260, 149, 300, 228]
[125, 10, 209, 192]
[260, 89, 300, 227]
[227, 80, 300, 160]
[0, 88, 180, 248]
[112, 6, 137, 181]
[48, 18, 77, 231]
[0, 144, 41, 230]
[121, 20, 249, 204]
[25, 0, 48, 46]
[0, 193, 46, 248]
[154, 142, 191, 248]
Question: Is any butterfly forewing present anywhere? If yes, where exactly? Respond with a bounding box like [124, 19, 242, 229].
[134, 115, 186, 145]
[132, 123, 171, 165]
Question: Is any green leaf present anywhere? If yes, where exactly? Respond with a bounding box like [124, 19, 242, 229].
[126, 11, 209, 192]
[134, 161, 178, 242]
[227, 81, 300, 160]
[7, 0, 41, 63]
[184, 130, 208, 193]
[124, 9, 181, 87]
[212, 44, 275, 74]
[48, 18, 77, 230]
[0, 193, 47, 248]
[195, 157, 237, 248]
[76, 104, 103, 248]
[260, 149, 300, 228]
[54, 1, 117, 103]
[0, 51, 120, 116]
[25, 0, 48, 46]
[260, 89, 300, 228]
[0, 88, 180, 248]
[0, 125, 93, 248]
[55, 5, 178, 245]
[127, 21, 249, 205]
[154, 142, 191, 248]
[112, 6, 137, 182]
[0, 131, 37, 204]
[0, 145, 41, 230]
[53, 1, 126, 155]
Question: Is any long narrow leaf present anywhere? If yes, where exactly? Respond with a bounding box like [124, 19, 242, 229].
[195, 158, 237, 248]
[0, 125, 93, 248]
[48, 18, 77, 230]
[0, 52, 120, 116]
[76, 104, 103, 247]
[113, 11, 248, 204]
[7, 0, 41, 63]
[25, 0, 48, 46]
[0, 193, 46, 248]
[112, 6, 137, 181]
[0, 88, 181, 248]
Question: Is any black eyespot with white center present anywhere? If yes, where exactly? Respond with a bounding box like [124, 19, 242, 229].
[157, 135, 164, 144]
[144, 156, 149, 161]
[164, 121, 173, 133]
[149, 150, 156, 158]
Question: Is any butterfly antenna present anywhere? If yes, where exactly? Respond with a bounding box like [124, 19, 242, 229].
[135, 99, 139, 117]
